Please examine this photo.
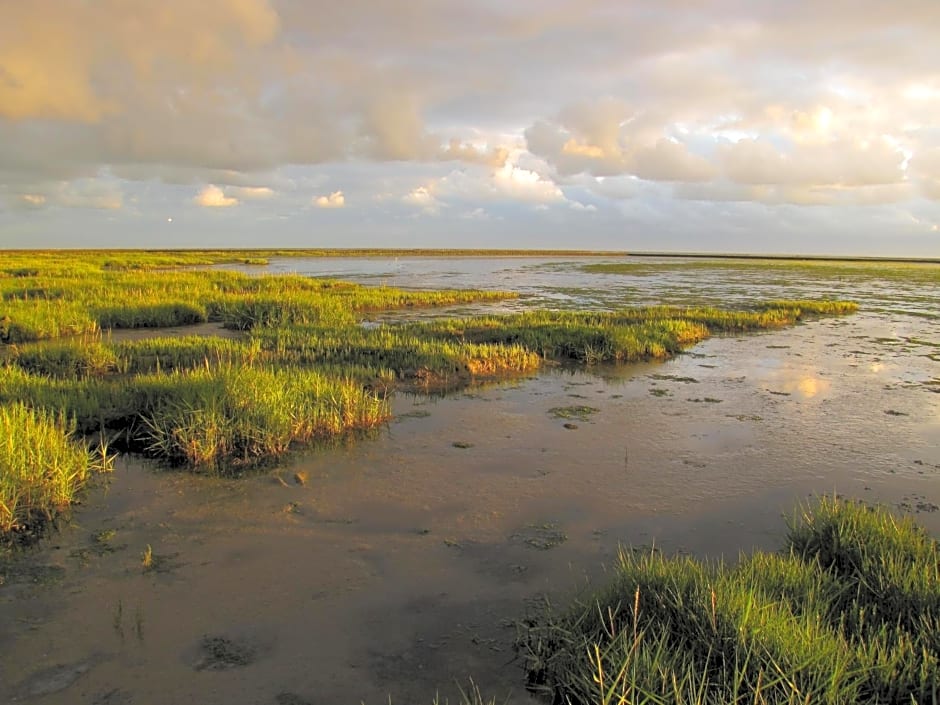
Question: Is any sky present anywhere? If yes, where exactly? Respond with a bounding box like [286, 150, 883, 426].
[1, 0, 939, 255]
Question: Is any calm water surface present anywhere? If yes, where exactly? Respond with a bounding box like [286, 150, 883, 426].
[2, 257, 938, 704]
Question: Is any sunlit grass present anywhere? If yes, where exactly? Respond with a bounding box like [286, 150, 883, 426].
[406, 303, 853, 365]
[135, 365, 390, 469]
[582, 258, 940, 286]
[0, 257, 516, 342]
[250, 325, 540, 384]
[0, 402, 112, 536]
[0, 364, 390, 471]
[516, 497, 939, 705]
[757, 299, 859, 316]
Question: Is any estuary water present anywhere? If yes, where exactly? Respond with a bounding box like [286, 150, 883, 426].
[1, 256, 938, 705]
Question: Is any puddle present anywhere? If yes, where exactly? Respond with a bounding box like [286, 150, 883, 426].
[2, 259, 939, 704]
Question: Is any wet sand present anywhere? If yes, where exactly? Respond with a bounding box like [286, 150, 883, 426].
[2, 308, 938, 704]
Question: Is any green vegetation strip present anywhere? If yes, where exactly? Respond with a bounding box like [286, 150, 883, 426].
[583, 258, 940, 286]
[516, 497, 940, 705]
[0, 254, 513, 343]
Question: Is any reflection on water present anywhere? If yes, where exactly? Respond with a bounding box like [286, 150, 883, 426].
[794, 376, 830, 398]
[2, 258, 939, 704]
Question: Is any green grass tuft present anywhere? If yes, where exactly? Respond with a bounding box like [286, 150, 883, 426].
[516, 497, 940, 705]
[0, 402, 112, 536]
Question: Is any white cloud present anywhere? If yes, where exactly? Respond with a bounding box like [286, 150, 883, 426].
[910, 147, 940, 200]
[459, 207, 489, 220]
[632, 139, 717, 183]
[718, 137, 905, 189]
[492, 159, 565, 204]
[231, 186, 275, 200]
[19, 194, 46, 208]
[313, 191, 345, 208]
[4, 179, 124, 211]
[399, 154, 567, 218]
[402, 186, 440, 214]
[195, 185, 239, 207]
[569, 201, 597, 212]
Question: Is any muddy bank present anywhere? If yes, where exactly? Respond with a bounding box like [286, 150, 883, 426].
[1, 311, 938, 704]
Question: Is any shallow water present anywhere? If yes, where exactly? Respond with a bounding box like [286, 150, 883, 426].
[249, 254, 940, 318]
[1, 258, 939, 704]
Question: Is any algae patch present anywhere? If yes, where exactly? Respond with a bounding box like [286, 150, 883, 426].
[548, 405, 599, 421]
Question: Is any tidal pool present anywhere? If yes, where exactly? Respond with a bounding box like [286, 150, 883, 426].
[1, 257, 938, 704]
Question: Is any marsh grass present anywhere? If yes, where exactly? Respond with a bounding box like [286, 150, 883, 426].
[250, 325, 540, 383]
[516, 498, 939, 705]
[582, 258, 940, 287]
[9, 340, 119, 378]
[1, 293, 858, 473]
[0, 299, 99, 342]
[135, 365, 390, 470]
[405, 304, 834, 365]
[0, 365, 121, 434]
[0, 360, 389, 471]
[0, 254, 516, 342]
[0, 402, 112, 536]
[113, 336, 261, 374]
[757, 300, 859, 316]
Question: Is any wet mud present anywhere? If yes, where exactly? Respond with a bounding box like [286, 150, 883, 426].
[2, 259, 939, 704]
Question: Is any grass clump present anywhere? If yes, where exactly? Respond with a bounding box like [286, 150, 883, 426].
[0, 402, 112, 537]
[757, 300, 859, 316]
[135, 365, 390, 470]
[548, 406, 600, 421]
[0, 299, 99, 343]
[407, 303, 853, 366]
[250, 325, 540, 386]
[8, 340, 119, 378]
[0, 363, 390, 472]
[517, 497, 939, 705]
[113, 336, 261, 375]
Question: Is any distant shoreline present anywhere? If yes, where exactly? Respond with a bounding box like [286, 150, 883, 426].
[2, 247, 938, 264]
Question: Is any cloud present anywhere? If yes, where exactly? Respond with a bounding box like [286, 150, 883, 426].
[492, 160, 565, 204]
[440, 139, 509, 167]
[195, 185, 239, 207]
[718, 137, 905, 188]
[231, 186, 275, 200]
[910, 147, 940, 200]
[525, 118, 626, 177]
[632, 139, 717, 183]
[19, 194, 47, 208]
[526, 95, 909, 206]
[0, 0, 280, 122]
[568, 201, 597, 212]
[59, 182, 123, 210]
[314, 191, 346, 208]
[2, 1, 940, 253]
[3, 178, 123, 210]
[525, 104, 718, 183]
[401, 154, 566, 217]
[459, 207, 490, 221]
[402, 186, 440, 214]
